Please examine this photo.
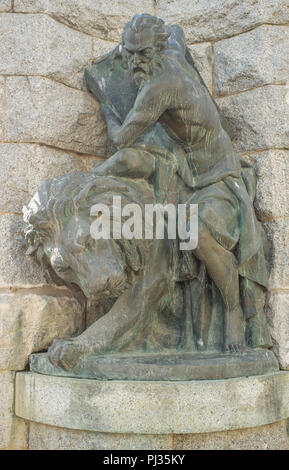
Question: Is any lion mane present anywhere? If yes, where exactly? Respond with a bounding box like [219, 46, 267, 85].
[23, 172, 155, 293]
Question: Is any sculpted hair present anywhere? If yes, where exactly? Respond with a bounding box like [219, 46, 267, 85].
[122, 14, 170, 51]
[23, 172, 145, 276]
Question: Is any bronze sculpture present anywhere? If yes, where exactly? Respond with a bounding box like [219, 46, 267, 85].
[24, 14, 279, 380]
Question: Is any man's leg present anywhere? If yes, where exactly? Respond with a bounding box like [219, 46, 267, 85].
[193, 221, 246, 353]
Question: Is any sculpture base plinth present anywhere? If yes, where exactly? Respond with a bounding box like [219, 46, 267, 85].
[15, 371, 289, 436]
[30, 349, 279, 381]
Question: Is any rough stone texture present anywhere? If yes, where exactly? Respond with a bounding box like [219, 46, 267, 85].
[0, 371, 28, 449]
[0, 294, 84, 370]
[25, 419, 289, 450]
[5, 76, 108, 155]
[29, 422, 172, 450]
[0, 214, 49, 286]
[89, 158, 106, 171]
[0, 1, 11, 12]
[156, 0, 289, 43]
[13, 0, 155, 41]
[217, 85, 289, 153]
[188, 43, 212, 93]
[266, 293, 289, 370]
[0, 0, 287, 451]
[15, 371, 289, 434]
[0, 76, 3, 135]
[0, 143, 88, 212]
[0, 14, 93, 90]
[93, 38, 118, 61]
[254, 151, 289, 220]
[173, 420, 289, 450]
[263, 218, 289, 290]
[214, 25, 289, 96]
[241, 150, 289, 221]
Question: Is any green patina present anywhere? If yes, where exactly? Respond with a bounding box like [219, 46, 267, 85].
[24, 14, 277, 380]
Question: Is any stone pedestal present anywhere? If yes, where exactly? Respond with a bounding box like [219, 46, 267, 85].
[15, 371, 289, 450]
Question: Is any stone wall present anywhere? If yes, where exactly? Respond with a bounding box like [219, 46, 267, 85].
[26, 419, 289, 450]
[0, 0, 288, 449]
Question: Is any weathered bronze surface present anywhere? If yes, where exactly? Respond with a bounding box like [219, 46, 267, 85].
[25, 14, 278, 379]
[30, 350, 278, 381]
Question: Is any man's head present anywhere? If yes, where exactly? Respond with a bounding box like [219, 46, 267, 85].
[122, 14, 170, 87]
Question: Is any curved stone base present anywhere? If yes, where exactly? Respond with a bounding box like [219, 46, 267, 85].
[27, 420, 289, 450]
[15, 371, 289, 435]
[29, 349, 279, 381]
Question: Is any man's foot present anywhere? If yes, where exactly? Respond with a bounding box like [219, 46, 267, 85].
[224, 305, 246, 354]
[224, 343, 247, 354]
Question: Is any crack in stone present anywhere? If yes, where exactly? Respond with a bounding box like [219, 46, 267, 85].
[216, 82, 288, 99]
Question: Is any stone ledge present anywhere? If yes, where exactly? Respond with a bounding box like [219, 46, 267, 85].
[15, 371, 289, 435]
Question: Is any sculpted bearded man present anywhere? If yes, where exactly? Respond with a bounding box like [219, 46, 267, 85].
[91, 14, 270, 354]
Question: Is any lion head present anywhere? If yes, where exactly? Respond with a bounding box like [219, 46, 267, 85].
[23, 172, 153, 302]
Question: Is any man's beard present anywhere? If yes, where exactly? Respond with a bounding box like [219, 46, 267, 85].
[130, 56, 164, 88]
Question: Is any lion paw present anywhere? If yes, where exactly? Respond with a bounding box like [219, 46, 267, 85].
[48, 338, 84, 370]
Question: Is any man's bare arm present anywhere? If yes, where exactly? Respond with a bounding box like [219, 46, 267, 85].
[105, 83, 170, 148]
[94, 147, 155, 179]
